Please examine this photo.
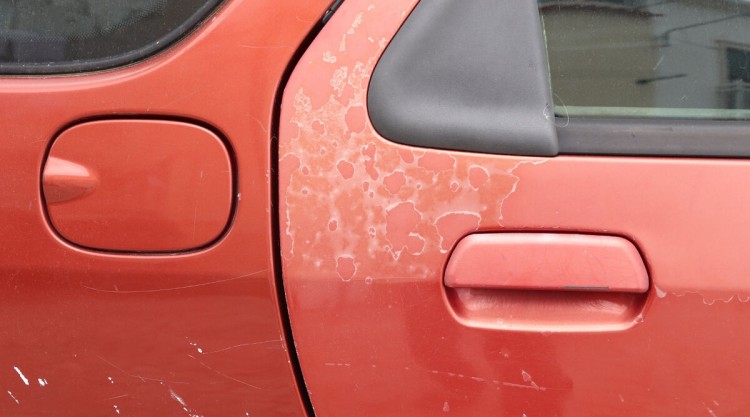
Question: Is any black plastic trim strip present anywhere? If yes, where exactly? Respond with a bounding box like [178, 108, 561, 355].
[557, 118, 750, 158]
[0, 0, 225, 76]
[367, 0, 558, 156]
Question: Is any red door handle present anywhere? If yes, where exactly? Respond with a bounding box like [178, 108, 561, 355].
[42, 156, 99, 204]
[445, 233, 649, 293]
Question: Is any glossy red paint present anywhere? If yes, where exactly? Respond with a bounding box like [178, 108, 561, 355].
[0, 0, 330, 415]
[279, 0, 750, 415]
[444, 233, 649, 292]
[44, 119, 233, 252]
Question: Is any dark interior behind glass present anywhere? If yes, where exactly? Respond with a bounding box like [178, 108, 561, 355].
[0, 0, 223, 74]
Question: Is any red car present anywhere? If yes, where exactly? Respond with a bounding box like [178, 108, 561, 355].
[1, 0, 748, 415]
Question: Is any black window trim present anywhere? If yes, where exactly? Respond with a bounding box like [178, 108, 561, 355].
[368, 0, 750, 159]
[557, 117, 750, 158]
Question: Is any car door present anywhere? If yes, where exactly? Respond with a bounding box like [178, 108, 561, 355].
[279, 0, 750, 416]
[0, 0, 332, 415]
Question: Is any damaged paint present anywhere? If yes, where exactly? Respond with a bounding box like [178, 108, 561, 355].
[280, 0, 537, 283]
[13, 367, 29, 386]
[277, 0, 750, 415]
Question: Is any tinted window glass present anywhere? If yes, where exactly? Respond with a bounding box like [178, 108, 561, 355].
[0, 0, 222, 74]
[539, 0, 750, 119]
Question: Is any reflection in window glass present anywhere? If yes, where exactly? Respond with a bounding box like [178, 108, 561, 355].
[0, 0, 222, 74]
[539, 0, 750, 119]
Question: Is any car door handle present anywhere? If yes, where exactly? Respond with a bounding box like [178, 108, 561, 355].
[445, 233, 649, 293]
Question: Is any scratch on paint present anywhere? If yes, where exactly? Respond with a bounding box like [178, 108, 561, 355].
[159, 90, 201, 108]
[169, 389, 187, 405]
[429, 367, 553, 392]
[81, 270, 268, 294]
[104, 394, 130, 401]
[97, 356, 188, 385]
[201, 339, 283, 355]
[189, 341, 204, 354]
[187, 355, 261, 390]
[250, 114, 270, 133]
[169, 388, 203, 417]
[7, 390, 18, 404]
[704, 402, 718, 417]
[13, 366, 28, 385]
[501, 382, 547, 391]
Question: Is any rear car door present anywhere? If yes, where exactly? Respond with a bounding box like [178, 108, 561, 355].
[0, 0, 331, 415]
[280, 0, 750, 415]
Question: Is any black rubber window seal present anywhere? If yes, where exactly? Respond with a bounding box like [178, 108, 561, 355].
[557, 117, 750, 158]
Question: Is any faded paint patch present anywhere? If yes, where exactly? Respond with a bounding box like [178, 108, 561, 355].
[435, 213, 481, 252]
[385, 202, 424, 259]
[398, 148, 414, 164]
[336, 256, 357, 281]
[418, 153, 456, 171]
[383, 171, 406, 194]
[279, 0, 532, 288]
[468, 166, 489, 190]
[345, 105, 367, 132]
[336, 160, 354, 179]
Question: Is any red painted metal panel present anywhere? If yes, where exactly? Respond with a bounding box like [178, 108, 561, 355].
[45, 120, 233, 252]
[444, 233, 649, 293]
[279, 0, 750, 415]
[0, 0, 330, 414]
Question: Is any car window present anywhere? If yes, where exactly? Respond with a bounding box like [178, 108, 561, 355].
[0, 0, 223, 74]
[538, 0, 750, 119]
